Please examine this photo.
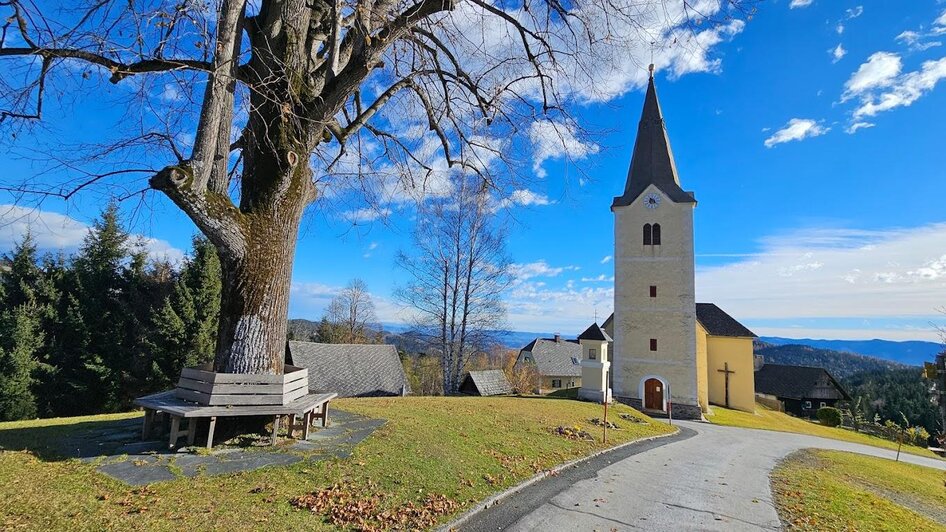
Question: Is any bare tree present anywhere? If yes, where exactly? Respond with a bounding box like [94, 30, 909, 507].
[396, 176, 510, 394]
[324, 278, 378, 343]
[0, 0, 751, 374]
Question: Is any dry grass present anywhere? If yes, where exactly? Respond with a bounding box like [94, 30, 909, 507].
[0, 396, 673, 531]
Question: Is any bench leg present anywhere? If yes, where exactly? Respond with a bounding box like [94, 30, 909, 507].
[141, 409, 153, 441]
[322, 402, 329, 427]
[271, 415, 280, 446]
[302, 411, 312, 440]
[288, 414, 296, 439]
[169, 416, 181, 449]
[186, 418, 196, 446]
[206, 417, 217, 450]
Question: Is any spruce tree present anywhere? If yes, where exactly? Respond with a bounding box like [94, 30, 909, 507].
[69, 203, 132, 413]
[147, 236, 220, 388]
[0, 304, 43, 421]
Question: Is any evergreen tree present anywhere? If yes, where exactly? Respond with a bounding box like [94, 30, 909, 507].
[0, 303, 43, 420]
[147, 237, 220, 388]
[0, 234, 46, 421]
[67, 203, 132, 413]
[1, 231, 41, 308]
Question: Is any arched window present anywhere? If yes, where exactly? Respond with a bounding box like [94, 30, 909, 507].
[652, 223, 661, 245]
[643, 224, 652, 245]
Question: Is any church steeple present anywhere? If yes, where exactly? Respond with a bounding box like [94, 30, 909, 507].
[612, 67, 696, 208]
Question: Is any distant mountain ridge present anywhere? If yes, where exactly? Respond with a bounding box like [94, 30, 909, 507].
[759, 337, 943, 367]
[754, 342, 909, 379]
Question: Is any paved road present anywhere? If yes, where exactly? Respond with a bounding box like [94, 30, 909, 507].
[459, 421, 946, 531]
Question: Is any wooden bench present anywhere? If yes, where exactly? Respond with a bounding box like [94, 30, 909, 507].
[134, 390, 337, 449]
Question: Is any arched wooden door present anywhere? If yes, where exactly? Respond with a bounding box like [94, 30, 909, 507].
[644, 378, 664, 411]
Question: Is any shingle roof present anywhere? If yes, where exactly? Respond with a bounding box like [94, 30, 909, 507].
[578, 322, 612, 342]
[518, 338, 582, 377]
[461, 370, 513, 396]
[612, 73, 696, 208]
[286, 341, 410, 397]
[696, 303, 757, 338]
[754, 364, 851, 401]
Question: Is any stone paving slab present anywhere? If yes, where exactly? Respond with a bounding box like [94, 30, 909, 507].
[59, 409, 385, 485]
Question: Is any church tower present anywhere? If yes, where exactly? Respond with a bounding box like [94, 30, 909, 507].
[611, 68, 702, 420]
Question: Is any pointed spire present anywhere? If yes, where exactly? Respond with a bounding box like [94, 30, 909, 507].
[612, 69, 696, 208]
[578, 322, 612, 342]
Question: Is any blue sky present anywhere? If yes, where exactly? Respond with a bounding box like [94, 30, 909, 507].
[2, 0, 946, 341]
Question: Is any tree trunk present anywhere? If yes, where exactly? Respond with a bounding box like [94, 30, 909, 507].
[212, 207, 302, 374]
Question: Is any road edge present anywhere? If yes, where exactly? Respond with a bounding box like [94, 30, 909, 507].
[437, 425, 685, 532]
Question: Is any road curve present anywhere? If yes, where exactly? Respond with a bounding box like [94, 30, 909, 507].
[458, 420, 945, 531]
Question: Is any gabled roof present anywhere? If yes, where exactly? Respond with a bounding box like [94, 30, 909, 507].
[518, 338, 581, 377]
[754, 364, 851, 401]
[696, 303, 757, 338]
[578, 322, 612, 342]
[286, 341, 410, 397]
[612, 72, 696, 208]
[461, 370, 513, 396]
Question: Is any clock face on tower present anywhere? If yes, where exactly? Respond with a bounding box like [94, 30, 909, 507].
[643, 192, 661, 209]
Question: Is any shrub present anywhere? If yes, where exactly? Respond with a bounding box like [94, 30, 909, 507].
[816, 407, 842, 427]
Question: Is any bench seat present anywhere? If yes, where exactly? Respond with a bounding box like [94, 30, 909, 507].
[134, 390, 338, 449]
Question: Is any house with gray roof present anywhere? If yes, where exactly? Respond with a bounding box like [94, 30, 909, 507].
[459, 370, 513, 396]
[515, 334, 582, 393]
[285, 341, 410, 397]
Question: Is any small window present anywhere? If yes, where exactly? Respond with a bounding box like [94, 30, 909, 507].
[552, 379, 562, 388]
[652, 224, 661, 245]
[650, 339, 657, 351]
[589, 348, 596, 360]
[803, 400, 812, 409]
[643, 224, 652, 245]
[649, 285, 657, 298]
[820, 402, 827, 408]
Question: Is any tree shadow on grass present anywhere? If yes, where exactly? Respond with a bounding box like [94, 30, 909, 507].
[0, 415, 148, 461]
[0, 414, 277, 462]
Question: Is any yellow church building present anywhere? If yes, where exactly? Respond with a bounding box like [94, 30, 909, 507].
[575, 67, 757, 419]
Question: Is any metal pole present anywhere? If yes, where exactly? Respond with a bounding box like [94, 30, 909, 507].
[603, 398, 608, 444]
[667, 382, 673, 426]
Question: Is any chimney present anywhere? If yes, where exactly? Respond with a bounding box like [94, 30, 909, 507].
[553, 333, 561, 343]
[754, 354, 764, 372]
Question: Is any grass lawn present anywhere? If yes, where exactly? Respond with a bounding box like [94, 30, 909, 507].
[772, 449, 946, 531]
[0, 396, 672, 531]
[706, 403, 940, 459]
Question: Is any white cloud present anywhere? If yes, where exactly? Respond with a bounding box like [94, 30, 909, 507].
[896, 30, 941, 52]
[496, 189, 553, 210]
[845, 121, 874, 134]
[789, 0, 813, 8]
[159, 83, 183, 102]
[529, 120, 599, 178]
[580, 274, 614, 282]
[600, 255, 612, 264]
[342, 207, 391, 223]
[845, 6, 863, 19]
[289, 281, 405, 324]
[509, 261, 579, 283]
[842, 52, 902, 101]
[763, 118, 829, 148]
[830, 44, 847, 63]
[0, 204, 185, 262]
[852, 56, 946, 118]
[506, 281, 613, 332]
[936, 9, 946, 28]
[696, 223, 946, 340]
[836, 24, 844, 35]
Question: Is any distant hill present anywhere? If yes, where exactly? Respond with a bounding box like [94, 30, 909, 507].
[759, 337, 943, 367]
[754, 341, 909, 379]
